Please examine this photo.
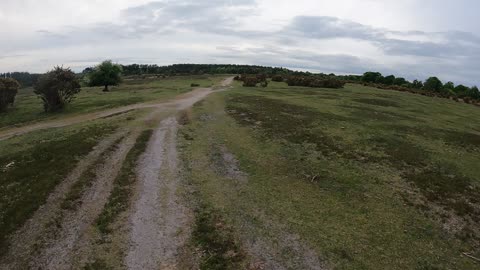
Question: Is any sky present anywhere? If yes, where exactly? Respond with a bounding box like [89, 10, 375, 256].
[0, 0, 479, 86]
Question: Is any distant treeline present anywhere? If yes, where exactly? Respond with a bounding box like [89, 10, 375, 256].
[117, 64, 297, 76]
[0, 72, 41, 88]
[4, 64, 479, 103]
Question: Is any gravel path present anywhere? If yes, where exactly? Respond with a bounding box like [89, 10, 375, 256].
[125, 117, 191, 270]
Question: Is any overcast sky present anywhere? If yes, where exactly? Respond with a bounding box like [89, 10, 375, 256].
[1, 0, 479, 85]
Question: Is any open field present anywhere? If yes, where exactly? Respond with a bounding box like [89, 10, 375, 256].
[178, 81, 480, 269]
[1, 76, 479, 269]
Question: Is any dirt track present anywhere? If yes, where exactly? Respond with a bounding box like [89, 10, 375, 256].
[0, 77, 233, 270]
[0, 78, 232, 141]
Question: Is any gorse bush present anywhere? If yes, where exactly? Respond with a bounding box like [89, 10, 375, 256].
[34, 67, 81, 112]
[0, 78, 20, 112]
[286, 76, 345, 89]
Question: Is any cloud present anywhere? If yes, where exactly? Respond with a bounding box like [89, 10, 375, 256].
[1, 0, 480, 86]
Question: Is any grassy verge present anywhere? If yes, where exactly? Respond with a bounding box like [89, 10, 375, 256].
[178, 81, 480, 269]
[95, 129, 153, 235]
[0, 121, 120, 254]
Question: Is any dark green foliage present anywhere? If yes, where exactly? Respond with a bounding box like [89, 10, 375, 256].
[87, 60, 123, 92]
[286, 76, 345, 89]
[242, 77, 259, 87]
[0, 78, 20, 112]
[96, 130, 153, 235]
[423, 77, 443, 92]
[33, 66, 81, 112]
[271, 75, 284, 82]
[0, 72, 40, 88]
[361, 72, 383, 83]
[191, 83, 200, 87]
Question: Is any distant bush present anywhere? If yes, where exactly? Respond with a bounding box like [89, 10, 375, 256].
[260, 80, 269, 88]
[243, 77, 259, 87]
[191, 83, 200, 87]
[0, 78, 20, 112]
[34, 67, 81, 112]
[271, 75, 284, 82]
[286, 76, 345, 89]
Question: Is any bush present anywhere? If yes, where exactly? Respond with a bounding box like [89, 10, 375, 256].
[34, 67, 81, 112]
[0, 78, 20, 112]
[243, 77, 258, 87]
[191, 83, 200, 87]
[260, 80, 269, 88]
[286, 76, 345, 89]
[271, 75, 284, 82]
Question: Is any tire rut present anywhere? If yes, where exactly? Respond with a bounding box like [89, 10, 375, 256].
[0, 130, 127, 270]
[32, 131, 139, 269]
[125, 117, 191, 270]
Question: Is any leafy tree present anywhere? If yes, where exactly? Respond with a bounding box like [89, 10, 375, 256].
[88, 60, 122, 92]
[423, 77, 443, 92]
[361, 72, 383, 83]
[34, 67, 81, 112]
[444, 81, 455, 90]
[412, 80, 424, 89]
[454, 84, 469, 95]
[383, 75, 396, 85]
[0, 78, 20, 112]
[393, 77, 407, 86]
[468, 86, 480, 99]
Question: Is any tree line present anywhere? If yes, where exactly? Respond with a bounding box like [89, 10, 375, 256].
[354, 72, 480, 103]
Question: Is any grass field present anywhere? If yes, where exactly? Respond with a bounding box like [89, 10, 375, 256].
[1, 75, 479, 268]
[0, 75, 222, 128]
[179, 81, 480, 269]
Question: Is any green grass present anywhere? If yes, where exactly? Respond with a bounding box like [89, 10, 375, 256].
[179, 81, 480, 269]
[0, 75, 222, 129]
[0, 117, 123, 254]
[95, 129, 153, 235]
[61, 136, 124, 211]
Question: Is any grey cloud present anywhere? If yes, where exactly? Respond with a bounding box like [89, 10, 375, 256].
[283, 16, 480, 59]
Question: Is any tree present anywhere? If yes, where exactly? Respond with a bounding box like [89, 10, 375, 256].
[0, 78, 20, 112]
[444, 81, 455, 90]
[88, 60, 122, 92]
[423, 77, 443, 92]
[361, 72, 383, 83]
[393, 77, 407, 86]
[412, 80, 424, 89]
[383, 75, 396, 85]
[34, 67, 81, 112]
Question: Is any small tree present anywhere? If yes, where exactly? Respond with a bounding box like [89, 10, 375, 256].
[34, 67, 81, 112]
[88, 60, 122, 92]
[0, 78, 20, 112]
[423, 77, 443, 92]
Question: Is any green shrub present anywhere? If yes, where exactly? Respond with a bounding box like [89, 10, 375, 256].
[0, 78, 20, 112]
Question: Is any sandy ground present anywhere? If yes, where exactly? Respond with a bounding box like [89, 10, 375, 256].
[125, 117, 191, 270]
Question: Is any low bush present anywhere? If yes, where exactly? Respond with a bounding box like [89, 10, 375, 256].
[0, 78, 20, 112]
[286, 76, 345, 89]
[34, 67, 81, 112]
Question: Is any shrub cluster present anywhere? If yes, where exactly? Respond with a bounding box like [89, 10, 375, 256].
[0, 78, 20, 112]
[286, 76, 345, 89]
[34, 67, 81, 112]
[235, 74, 269, 88]
[271, 75, 284, 82]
